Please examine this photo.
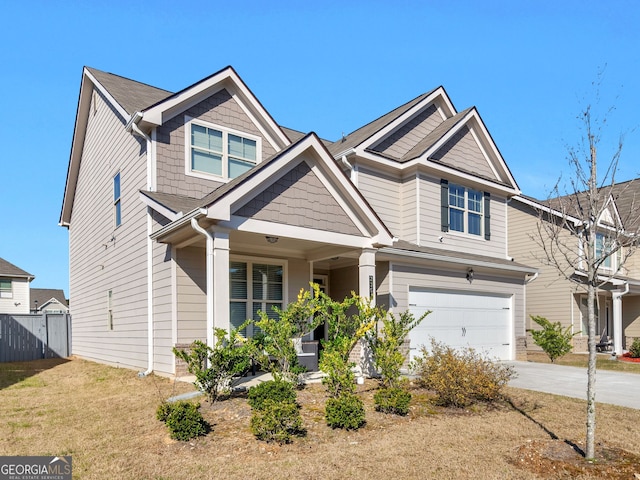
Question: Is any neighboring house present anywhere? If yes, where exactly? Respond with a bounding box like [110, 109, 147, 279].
[60, 66, 536, 376]
[30, 288, 69, 314]
[508, 182, 640, 355]
[0, 257, 34, 314]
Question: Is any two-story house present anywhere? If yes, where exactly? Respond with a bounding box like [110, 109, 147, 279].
[508, 182, 640, 356]
[0, 257, 34, 314]
[60, 66, 536, 376]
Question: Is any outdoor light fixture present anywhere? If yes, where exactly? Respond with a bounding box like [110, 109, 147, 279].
[265, 236, 279, 244]
[466, 268, 474, 283]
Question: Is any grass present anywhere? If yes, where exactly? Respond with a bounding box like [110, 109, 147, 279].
[526, 351, 640, 372]
[1, 357, 639, 479]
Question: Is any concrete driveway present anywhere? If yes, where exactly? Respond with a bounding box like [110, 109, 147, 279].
[508, 361, 640, 409]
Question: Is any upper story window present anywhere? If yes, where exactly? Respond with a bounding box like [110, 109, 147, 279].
[187, 119, 260, 181]
[441, 180, 489, 239]
[0, 278, 12, 298]
[113, 172, 121, 227]
[595, 232, 613, 270]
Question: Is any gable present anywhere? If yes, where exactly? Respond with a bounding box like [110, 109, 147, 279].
[430, 125, 498, 181]
[370, 104, 443, 159]
[234, 161, 361, 236]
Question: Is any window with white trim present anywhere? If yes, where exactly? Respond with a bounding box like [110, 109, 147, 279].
[113, 172, 121, 227]
[187, 120, 259, 180]
[443, 181, 489, 240]
[230, 261, 284, 337]
[0, 278, 12, 299]
[595, 232, 614, 270]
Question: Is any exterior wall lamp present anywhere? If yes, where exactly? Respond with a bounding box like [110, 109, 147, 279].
[466, 268, 474, 283]
[265, 236, 279, 244]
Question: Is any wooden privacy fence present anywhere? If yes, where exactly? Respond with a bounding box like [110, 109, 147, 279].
[0, 313, 71, 362]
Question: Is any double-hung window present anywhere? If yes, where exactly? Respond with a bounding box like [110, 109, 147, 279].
[444, 181, 486, 237]
[230, 260, 284, 337]
[188, 120, 259, 180]
[595, 233, 613, 270]
[113, 172, 121, 227]
[0, 278, 12, 298]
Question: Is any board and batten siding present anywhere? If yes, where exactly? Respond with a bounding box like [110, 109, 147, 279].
[175, 246, 207, 344]
[356, 166, 402, 236]
[418, 174, 507, 258]
[389, 261, 527, 345]
[69, 89, 150, 371]
[507, 201, 579, 334]
[152, 237, 174, 374]
[154, 88, 278, 199]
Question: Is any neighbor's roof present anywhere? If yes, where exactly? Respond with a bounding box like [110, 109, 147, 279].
[30, 288, 68, 309]
[0, 257, 34, 279]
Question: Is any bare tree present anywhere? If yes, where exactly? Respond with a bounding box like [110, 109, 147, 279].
[532, 87, 639, 460]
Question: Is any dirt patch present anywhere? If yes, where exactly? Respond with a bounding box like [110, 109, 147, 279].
[514, 439, 640, 479]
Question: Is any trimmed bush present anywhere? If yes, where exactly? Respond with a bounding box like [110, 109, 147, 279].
[248, 380, 297, 411]
[374, 387, 412, 415]
[325, 394, 366, 430]
[413, 339, 515, 408]
[250, 400, 305, 444]
[156, 401, 209, 441]
[629, 338, 640, 358]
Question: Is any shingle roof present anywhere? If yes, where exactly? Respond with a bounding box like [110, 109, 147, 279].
[30, 288, 68, 310]
[0, 257, 33, 278]
[140, 191, 203, 216]
[327, 90, 437, 156]
[86, 67, 173, 115]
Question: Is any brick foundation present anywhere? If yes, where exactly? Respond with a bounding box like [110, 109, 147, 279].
[173, 343, 192, 377]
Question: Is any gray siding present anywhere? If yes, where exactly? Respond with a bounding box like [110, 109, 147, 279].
[0, 278, 30, 314]
[419, 175, 507, 257]
[356, 166, 402, 236]
[152, 238, 174, 374]
[431, 125, 498, 181]
[69, 89, 150, 371]
[372, 104, 443, 159]
[155, 88, 278, 198]
[234, 160, 361, 236]
[176, 246, 206, 344]
[400, 176, 418, 244]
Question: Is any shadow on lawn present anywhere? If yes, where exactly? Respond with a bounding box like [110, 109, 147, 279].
[507, 397, 585, 458]
[0, 358, 69, 390]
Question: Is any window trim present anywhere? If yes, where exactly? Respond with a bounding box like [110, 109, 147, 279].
[229, 256, 287, 337]
[595, 232, 614, 271]
[0, 278, 12, 299]
[113, 172, 121, 228]
[185, 117, 261, 182]
[441, 180, 489, 239]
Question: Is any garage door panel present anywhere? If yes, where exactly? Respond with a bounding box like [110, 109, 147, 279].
[408, 288, 512, 361]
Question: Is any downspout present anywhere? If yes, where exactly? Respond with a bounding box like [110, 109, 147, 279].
[128, 114, 155, 377]
[612, 281, 629, 356]
[525, 271, 539, 284]
[191, 218, 215, 350]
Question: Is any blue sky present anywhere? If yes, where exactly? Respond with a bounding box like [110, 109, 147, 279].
[1, 0, 639, 297]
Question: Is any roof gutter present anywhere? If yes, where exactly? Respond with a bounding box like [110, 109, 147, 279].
[525, 271, 539, 284]
[150, 208, 208, 241]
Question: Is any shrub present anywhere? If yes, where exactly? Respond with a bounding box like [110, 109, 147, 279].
[173, 324, 251, 403]
[250, 400, 305, 444]
[528, 315, 576, 363]
[373, 387, 412, 415]
[248, 380, 297, 411]
[629, 338, 640, 358]
[413, 339, 515, 408]
[156, 401, 209, 441]
[366, 310, 429, 389]
[325, 394, 366, 430]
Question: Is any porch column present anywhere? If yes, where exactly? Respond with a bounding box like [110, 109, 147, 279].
[211, 230, 230, 342]
[359, 248, 377, 305]
[612, 288, 625, 355]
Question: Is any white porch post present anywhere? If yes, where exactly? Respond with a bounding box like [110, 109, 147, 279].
[211, 230, 230, 341]
[359, 248, 377, 305]
[612, 285, 627, 355]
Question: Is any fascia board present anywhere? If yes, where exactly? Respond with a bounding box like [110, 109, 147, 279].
[379, 247, 538, 274]
[138, 192, 180, 222]
[360, 87, 449, 150]
[512, 195, 581, 225]
[140, 68, 289, 149]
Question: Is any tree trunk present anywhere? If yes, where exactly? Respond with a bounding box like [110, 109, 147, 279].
[585, 282, 597, 460]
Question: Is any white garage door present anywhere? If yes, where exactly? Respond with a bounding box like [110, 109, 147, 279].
[408, 288, 513, 361]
